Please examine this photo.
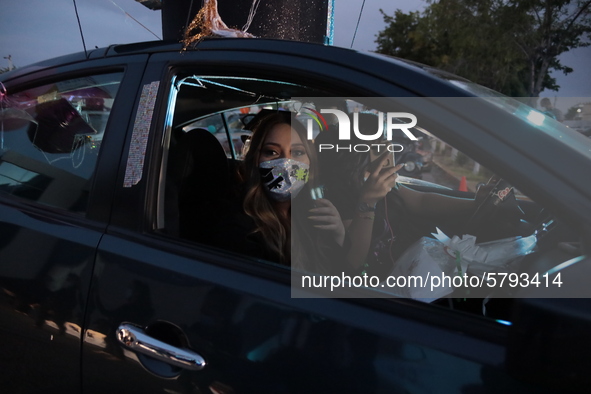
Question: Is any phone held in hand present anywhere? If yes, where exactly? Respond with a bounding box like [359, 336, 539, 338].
[369, 144, 397, 171]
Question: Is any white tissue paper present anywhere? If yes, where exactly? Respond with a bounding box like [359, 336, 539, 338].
[381, 228, 537, 302]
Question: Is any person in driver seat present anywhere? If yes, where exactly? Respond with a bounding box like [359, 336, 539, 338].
[318, 113, 480, 279]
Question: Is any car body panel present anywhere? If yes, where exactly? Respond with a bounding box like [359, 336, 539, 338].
[0, 54, 148, 391]
[84, 232, 517, 393]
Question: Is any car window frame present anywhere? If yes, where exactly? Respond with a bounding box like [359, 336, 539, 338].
[0, 55, 149, 228]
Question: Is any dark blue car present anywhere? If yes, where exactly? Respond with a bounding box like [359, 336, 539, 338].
[0, 38, 590, 393]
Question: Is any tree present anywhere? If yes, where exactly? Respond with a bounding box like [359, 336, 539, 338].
[375, 10, 441, 66]
[376, 0, 531, 95]
[376, 0, 591, 98]
[509, 0, 591, 99]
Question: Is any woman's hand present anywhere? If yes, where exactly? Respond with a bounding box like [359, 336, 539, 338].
[360, 152, 404, 205]
[308, 199, 346, 247]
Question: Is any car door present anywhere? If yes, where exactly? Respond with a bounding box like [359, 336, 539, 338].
[82, 41, 589, 393]
[0, 55, 147, 392]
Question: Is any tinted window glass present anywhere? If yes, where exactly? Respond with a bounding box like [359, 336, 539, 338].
[0, 73, 123, 213]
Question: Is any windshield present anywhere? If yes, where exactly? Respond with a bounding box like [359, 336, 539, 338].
[447, 79, 591, 159]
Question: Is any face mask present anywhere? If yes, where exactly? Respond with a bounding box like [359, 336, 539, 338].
[259, 158, 309, 202]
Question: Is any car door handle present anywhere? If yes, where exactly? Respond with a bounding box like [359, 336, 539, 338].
[116, 324, 206, 371]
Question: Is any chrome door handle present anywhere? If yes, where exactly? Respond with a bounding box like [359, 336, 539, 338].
[116, 324, 206, 371]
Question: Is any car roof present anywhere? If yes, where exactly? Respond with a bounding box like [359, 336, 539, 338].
[1, 38, 473, 98]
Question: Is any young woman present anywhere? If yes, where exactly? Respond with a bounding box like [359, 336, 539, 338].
[216, 111, 346, 274]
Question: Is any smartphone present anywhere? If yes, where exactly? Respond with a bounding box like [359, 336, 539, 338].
[310, 185, 325, 200]
[369, 144, 396, 170]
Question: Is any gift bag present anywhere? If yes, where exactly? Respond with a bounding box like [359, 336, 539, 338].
[382, 228, 537, 302]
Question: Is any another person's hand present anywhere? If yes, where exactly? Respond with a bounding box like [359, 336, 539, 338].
[308, 199, 346, 247]
[360, 152, 404, 206]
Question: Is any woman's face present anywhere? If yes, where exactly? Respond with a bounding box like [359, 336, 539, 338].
[258, 123, 310, 166]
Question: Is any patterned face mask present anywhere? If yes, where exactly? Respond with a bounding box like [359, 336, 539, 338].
[259, 158, 309, 202]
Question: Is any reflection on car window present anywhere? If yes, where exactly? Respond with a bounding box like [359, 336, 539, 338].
[0, 73, 123, 213]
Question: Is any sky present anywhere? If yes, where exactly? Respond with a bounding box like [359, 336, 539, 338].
[1, 0, 590, 111]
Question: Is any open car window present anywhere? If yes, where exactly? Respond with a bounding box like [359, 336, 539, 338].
[154, 74, 587, 323]
[156, 74, 330, 238]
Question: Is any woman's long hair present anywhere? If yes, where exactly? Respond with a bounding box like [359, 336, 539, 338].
[240, 112, 317, 265]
